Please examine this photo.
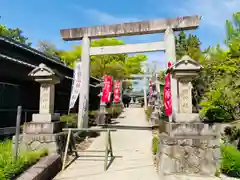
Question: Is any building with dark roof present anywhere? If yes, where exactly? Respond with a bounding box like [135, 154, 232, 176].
[0, 36, 101, 127]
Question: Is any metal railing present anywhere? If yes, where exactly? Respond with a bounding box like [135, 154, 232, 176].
[0, 108, 69, 135]
[0, 126, 15, 135]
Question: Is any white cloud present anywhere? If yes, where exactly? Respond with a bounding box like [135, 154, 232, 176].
[81, 8, 139, 25]
[176, 0, 239, 29]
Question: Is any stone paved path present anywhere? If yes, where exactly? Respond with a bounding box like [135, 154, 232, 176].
[54, 107, 159, 180]
[54, 106, 238, 180]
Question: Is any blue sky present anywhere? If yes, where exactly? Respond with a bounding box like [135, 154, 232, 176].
[0, 0, 239, 70]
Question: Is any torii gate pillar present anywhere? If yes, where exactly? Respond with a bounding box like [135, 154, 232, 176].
[164, 27, 178, 121]
[78, 36, 90, 128]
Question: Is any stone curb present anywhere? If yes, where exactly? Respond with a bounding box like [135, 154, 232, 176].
[16, 154, 62, 180]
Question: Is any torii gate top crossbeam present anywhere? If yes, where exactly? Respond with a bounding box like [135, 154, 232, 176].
[131, 74, 152, 78]
[60, 15, 200, 40]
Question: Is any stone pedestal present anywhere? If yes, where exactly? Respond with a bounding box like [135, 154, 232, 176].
[158, 133, 220, 176]
[158, 122, 221, 178]
[23, 121, 65, 134]
[32, 113, 60, 122]
[13, 133, 67, 155]
[158, 56, 221, 178]
[13, 64, 66, 154]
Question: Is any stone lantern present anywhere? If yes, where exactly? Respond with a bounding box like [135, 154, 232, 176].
[15, 64, 66, 154]
[28, 63, 62, 122]
[168, 55, 202, 122]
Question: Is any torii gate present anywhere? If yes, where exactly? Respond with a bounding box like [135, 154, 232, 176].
[60, 15, 201, 128]
[126, 74, 152, 109]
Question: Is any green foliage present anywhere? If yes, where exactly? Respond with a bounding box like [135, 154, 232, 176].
[60, 104, 123, 127]
[199, 12, 240, 122]
[225, 12, 240, 49]
[152, 136, 158, 154]
[37, 40, 59, 57]
[145, 106, 153, 121]
[175, 31, 206, 112]
[0, 140, 48, 180]
[105, 104, 123, 118]
[158, 71, 165, 82]
[222, 126, 240, 144]
[175, 12, 240, 122]
[215, 168, 221, 177]
[221, 145, 240, 177]
[60, 113, 78, 128]
[175, 31, 204, 61]
[0, 24, 31, 46]
[200, 75, 240, 121]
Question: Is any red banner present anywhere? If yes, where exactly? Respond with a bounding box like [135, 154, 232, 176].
[164, 62, 172, 116]
[101, 76, 113, 103]
[149, 80, 153, 103]
[113, 81, 121, 103]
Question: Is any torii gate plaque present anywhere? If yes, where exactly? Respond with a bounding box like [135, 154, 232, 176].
[60, 15, 201, 128]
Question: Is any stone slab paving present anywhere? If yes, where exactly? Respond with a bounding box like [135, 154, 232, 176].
[54, 106, 238, 180]
[163, 174, 238, 180]
[54, 107, 159, 180]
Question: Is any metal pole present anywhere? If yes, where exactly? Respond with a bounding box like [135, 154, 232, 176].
[120, 81, 123, 105]
[143, 65, 148, 110]
[143, 77, 147, 109]
[99, 79, 106, 125]
[14, 106, 22, 161]
[155, 73, 161, 105]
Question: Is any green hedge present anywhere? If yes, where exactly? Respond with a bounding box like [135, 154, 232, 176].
[145, 106, 153, 121]
[0, 140, 48, 180]
[61, 104, 123, 127]
[221, 145, 240, 177]
[152, 136, 158, 154]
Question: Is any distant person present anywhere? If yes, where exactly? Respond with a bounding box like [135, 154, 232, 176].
[127, 96, 131, 107]
[141, 98, 144, 107]
[133, 97, 136, 103]
[122, 94, 131, 108]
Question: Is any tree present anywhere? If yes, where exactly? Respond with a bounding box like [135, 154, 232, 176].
[37, 41, 58, 57]
[175, 31, 203, 61]
[124, 54, 147, 76]
[89, 38, 128, 79]
[0, 24, 31, 46]
[225, 12, 240, 47]
[175, 31, 207, 112]
[199, 12, 240, 122]
[57, 47, 81, 68]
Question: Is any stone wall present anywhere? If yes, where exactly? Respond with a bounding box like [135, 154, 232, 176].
[12, 132, 68, 155]
[159, 121, 224, 136]
[158, 133, 221, 176]
[16, 154, 62, 180]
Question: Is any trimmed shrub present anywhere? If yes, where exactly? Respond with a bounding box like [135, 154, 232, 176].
[60, 113, 77, 128]
[221, 145, 240, 177]
[152, 136, 159, 154]
[145, 106, 153, 121]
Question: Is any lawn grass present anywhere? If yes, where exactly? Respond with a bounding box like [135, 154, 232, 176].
[0, 140, 48, 180]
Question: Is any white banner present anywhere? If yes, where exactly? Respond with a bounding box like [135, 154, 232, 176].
[69, 61, 82, 110]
